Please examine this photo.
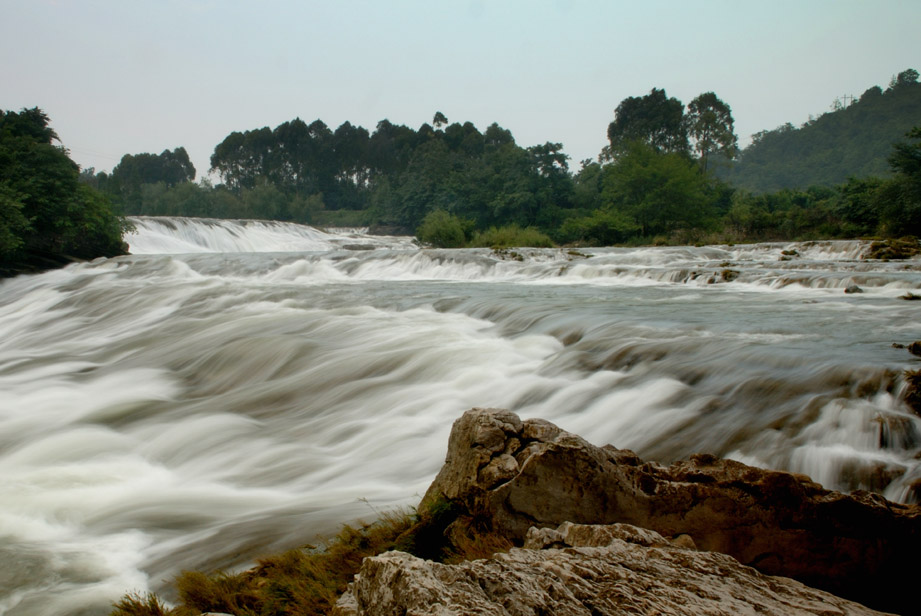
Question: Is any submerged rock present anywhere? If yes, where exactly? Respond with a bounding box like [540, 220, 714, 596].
[335, 521, 888, 616]
[420, 408, 921, 614]
[864, 237, 921, 260]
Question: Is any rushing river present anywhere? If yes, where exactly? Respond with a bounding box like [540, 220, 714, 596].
[2, 216, 920, 615]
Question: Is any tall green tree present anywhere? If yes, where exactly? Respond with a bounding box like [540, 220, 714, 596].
[685, 92, 738, 172]
[606, 88, 689, 159]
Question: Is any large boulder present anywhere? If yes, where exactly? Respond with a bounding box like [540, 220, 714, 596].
[335, 522, 889, 616]
[421, 408, 921, 614]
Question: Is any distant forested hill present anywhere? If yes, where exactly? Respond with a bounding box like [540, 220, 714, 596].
[718, 69, 921, 193]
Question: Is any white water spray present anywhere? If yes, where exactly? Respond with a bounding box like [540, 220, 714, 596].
[1, 217, 919, 615]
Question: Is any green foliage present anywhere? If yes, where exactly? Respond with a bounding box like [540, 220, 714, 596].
[557, 207, 640, 246]
[606, 88, 689, 157]
[80, 70, 921, 248]
[110, 593, 178, 616]
[468, 224, 554, 248]
[722, 69, 921, 192]
[719, 185, 843, 241]
[871, 126, 921, 236]
[309, 206, 374, 228]
[601, 141, 714, 237]
[94, 112, 578, 238]
[834, 176, 884, 235]
[0, 183, 29, 260]
[109, 147, 195, 209]
[417, 209, 468, 247]
[1, 107, 128, 275]
[685, 92, 739, 172]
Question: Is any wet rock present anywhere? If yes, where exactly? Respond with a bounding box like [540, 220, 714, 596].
[908, 341, 921, 357]
[421, 408, 921, 615]
[335, 522, 888, 616]
[906, 369, 921, 416]
[844, 284, 864, 294]
[864, 237, 921, 260]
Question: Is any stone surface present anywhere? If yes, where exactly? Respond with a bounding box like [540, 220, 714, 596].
[334, 522, 890, 616]
[420, 408, 921, 614]
[908, 340, 921, 356]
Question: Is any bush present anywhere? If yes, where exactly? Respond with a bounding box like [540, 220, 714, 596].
[469, 224, 554, 248]
[556, 208, 640, 246]
[416, 209, 468, 247]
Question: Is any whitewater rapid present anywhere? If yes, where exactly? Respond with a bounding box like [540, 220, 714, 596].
[2, 217, 920, 615]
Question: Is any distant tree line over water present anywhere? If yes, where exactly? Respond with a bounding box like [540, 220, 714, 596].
[80, 68, 920, 248]
[2, 68, 919, 273]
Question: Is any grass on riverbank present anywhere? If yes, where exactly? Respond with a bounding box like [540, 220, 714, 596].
[111, 500, 511, 616]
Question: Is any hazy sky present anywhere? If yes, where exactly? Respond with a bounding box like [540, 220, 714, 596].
[2, 0, 918, 179]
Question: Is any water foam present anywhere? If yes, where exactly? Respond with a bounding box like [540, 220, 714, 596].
[2, 219, 920, 615]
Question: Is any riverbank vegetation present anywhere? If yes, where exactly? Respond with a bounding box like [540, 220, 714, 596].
[0, 108, 129, 276]
[3, 69, 918, 275]
[112, 499, 509, 616]
[82, 69, 920, 249]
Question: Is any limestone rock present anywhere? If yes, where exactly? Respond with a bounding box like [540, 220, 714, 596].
[421, 408, 921, 614]
[907, 340, 921, 356]
[334, 522, 890, 616]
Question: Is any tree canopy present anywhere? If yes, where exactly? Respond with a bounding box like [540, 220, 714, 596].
[721, 68, 921, 192]
[606, 88, 689, 158]
[685, 92, 738, 172]
[77, 69, 921, 249]
[1, 108, 128, 275]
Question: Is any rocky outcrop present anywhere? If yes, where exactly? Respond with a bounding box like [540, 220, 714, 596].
[420, 408, 921, 614]
[864, 237, 921, 260]
[335, 521, 890, 616]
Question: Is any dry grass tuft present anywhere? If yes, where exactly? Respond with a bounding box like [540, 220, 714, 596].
[110, 593, 178, 616]
[110, 501, 508, 616]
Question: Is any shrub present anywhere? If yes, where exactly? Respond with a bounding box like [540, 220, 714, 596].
[416, 209, 468, 247]
[469, 224, 554, 248]
[110, 594, 177, 616]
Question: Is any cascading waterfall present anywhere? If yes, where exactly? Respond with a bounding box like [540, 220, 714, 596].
[1, 217, 919, 615]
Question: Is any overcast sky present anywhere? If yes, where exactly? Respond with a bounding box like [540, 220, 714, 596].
[2, 0, 918, 179]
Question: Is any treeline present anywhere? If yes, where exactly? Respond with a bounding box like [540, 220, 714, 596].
[85, 92, 738, 243]
[1, 108, 128, 276]
[721, 68, 921, 193]
[88, 116, 575, 233]
[4, 71, 916, 278]
[82, 68, 921, 247]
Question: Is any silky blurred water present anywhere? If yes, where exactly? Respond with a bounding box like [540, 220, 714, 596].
[1, 217, 919, 614]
